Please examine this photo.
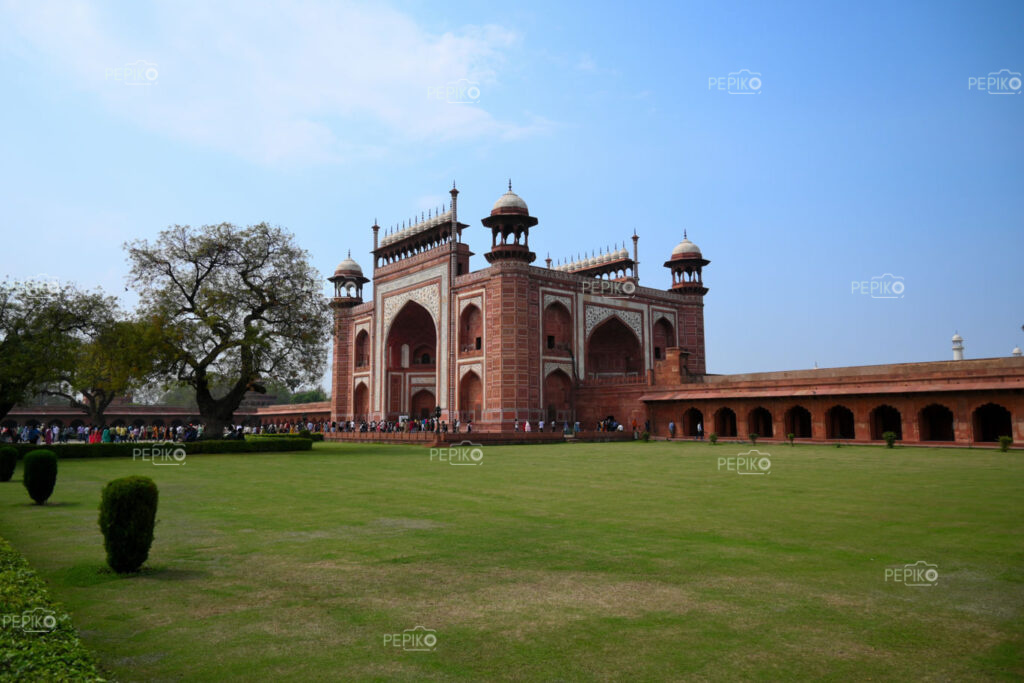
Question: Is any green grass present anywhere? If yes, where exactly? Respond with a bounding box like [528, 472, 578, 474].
[0, 441, 1021, 681]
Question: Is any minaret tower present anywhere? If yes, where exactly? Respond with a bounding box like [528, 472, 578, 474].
[952, 333, 964, 361]
[328, 251, 370, 306]
[664, 231, 709, 295]
[482, 180, 539, 264]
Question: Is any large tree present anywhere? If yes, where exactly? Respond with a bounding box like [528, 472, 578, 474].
[125, 223, 331, 438]
[0, 280, 109, 420]
[41, 315, 164, 426]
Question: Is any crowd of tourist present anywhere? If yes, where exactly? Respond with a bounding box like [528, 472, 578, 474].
[0, 423, 205, 445]
[2, 416, 654, 444]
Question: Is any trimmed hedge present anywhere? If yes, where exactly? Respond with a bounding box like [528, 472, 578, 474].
[0, 536, 105, 681]
[99, 476, 159, 574]
[247, 432, 324, 442]
[0, 446, 16, 481]
[23, 450, 57, 505]
[3, 438, 313, 460]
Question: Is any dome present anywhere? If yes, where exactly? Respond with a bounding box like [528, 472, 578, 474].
[334, 253, 363, 276]
[671, 237, 702, 258]
[491, 181, 529, 215]
[1012, 347, 1022, 357]
[952, 333, 963, 343]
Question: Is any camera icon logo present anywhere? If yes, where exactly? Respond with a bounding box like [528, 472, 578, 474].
[728, 69, 762, 95]
[429, 441, 484, 466]
[106, 60, 159, 86]
[383, 625, 437, 651]
[718, 449, 771, 475]
[18, 273, 62, 302]
[986, 69, 1021, 95]
[885, 560, 939, 587]
[133, 441, 186, 466]
[446, 78, 480, 104]
[22, 607, 58, 633]
[869, 273, 905, 299]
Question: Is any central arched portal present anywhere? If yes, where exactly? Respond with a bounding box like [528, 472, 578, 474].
[385, 301, 437, 420]
[587, 317, 642, 378]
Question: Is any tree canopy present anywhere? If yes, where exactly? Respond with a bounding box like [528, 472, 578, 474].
[125, 223, 330, 436]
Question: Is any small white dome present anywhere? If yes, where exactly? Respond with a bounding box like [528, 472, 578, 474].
[492, 190, 528, 214]
[952, 333, 963, 342]
[1013, 347, 1022, 357]
[672, 238, 701, 258]
[334, 255, 362, 276]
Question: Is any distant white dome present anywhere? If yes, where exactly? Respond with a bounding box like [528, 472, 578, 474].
[671, 237, 701, 258]
[492, 190, 528, 214]
[1013, 347, 1022, 357]
[952, 333, 963, 343]
[334, 255, 363, 276]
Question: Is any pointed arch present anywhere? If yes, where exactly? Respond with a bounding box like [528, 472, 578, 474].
[587, 316, 642, 376]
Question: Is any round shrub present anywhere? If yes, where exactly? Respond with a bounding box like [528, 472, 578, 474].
[22, 450, 57, 504]
[882, 431, 897, 449]
[998, 435, 1013, 453]
[0, 446, 17, 482]
[708, 433, 718, 445]
[98, 476, 159, 573]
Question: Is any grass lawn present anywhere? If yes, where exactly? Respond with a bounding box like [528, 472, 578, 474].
[0, 441, 1022, 681]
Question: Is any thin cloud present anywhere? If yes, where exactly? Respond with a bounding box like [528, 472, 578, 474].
[1, 0, 551, 164]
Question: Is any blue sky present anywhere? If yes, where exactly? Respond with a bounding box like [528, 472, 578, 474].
[1, 0, 1022, 383]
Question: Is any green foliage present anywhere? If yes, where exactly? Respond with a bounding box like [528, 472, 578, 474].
[835, 441, 843, 448]
[0, 536, 104, 680]
[6, 438, 313, 460]
[248, 432, 324, 442]
[22, 450, 57, 504]
[640, 431, 650, 442]
[125, 222, 332, 434]
[0, 445, 16, 481]
[998, 435, 1012, 452]
[99, 476, 159, 573]
[709, 433, 718, 445]
[41, 315, 165, 424]
[749, 433, 759, 444]
[883, 431, 897, 448]
[290, 387, 328, 404]
[0, 280, 113, 419]
[787, 433, 795, 446]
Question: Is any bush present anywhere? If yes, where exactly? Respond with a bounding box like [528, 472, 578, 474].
[0, 536, 104, 680]
[787, 433, 795, 446]
[999, 435, 1013, 452]
[882, 431, 897, 448]
[6, 438, 313, 460]
[98, 476, 159, 573]
[709, 433, 718, 445]
[641, 431, 650, 442]
[0, 446, 17, 482]
[248, 432, 325, 442]
[22, 450, 57, 505]
[749, 433, 758, 445]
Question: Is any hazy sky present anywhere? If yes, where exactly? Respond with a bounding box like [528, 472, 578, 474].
[1, 0, 1021, 383]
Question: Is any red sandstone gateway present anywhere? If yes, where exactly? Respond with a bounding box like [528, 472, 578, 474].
[323, 183, 1023, 446]
[6, 186, 1021, 447]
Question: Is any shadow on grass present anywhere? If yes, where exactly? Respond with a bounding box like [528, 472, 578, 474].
[8, 500, 86, 508]
[58, 563, 210, 586]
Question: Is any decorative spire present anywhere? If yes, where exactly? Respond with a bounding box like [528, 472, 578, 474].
[508, 178, 512, 191]
[684, 229, 688, 239]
